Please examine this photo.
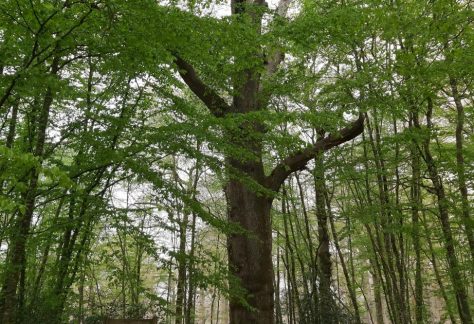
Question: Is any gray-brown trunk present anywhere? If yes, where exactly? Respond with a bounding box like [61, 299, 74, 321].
[226, 178, 274, 324]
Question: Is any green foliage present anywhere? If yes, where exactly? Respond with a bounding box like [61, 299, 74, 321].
[0, 0, 473, 322]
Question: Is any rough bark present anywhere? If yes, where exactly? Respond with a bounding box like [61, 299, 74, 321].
[226, 176, 274, 324]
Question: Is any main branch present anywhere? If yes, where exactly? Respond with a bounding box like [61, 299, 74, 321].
[267, 114, 364, 191]
[174, 55, 230, 117]
[264, 0, 291, 76]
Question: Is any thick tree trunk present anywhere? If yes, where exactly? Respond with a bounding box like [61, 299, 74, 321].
[226, 177, 274, 324]
[207, 115, 361, 324]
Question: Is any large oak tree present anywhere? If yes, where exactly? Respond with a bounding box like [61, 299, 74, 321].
[171, 0, 364, 322]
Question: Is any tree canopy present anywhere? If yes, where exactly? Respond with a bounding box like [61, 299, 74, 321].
[0, 0, 473, 323]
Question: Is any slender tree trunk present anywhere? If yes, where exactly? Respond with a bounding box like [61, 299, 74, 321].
[285, 190, 306, 321]
[370, 259, 385, 324]
[5, 99, 18, 149]
[133, 215, 145, 318]
[362, 129, 397, 324]
[274, 241, 284, 324]
[29, 195, 66, 308]
[409, 112, 424, 323]
[295, 174, 318, 320]
[365, 112, 405, 324]
[326, 186, 362, 324]
[49, 167, 117, 323]
[392, 118, 411, 324]
[281, 194, 296, 324]
[313, 151, 334, 323]
[175, 208, 189, 324]
[1, 56, 59, 322]
[422, 209, 458, 324]
[450, 78, 474, 263]
[419, 99, 472, 324]
[78, 262, 85, 324]
[185, 209, 197, 324]
[185, 154, 201, 324]
[167, 262, 173, 324]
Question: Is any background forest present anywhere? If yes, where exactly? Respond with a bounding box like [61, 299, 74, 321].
[0, 0, 473, 323]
